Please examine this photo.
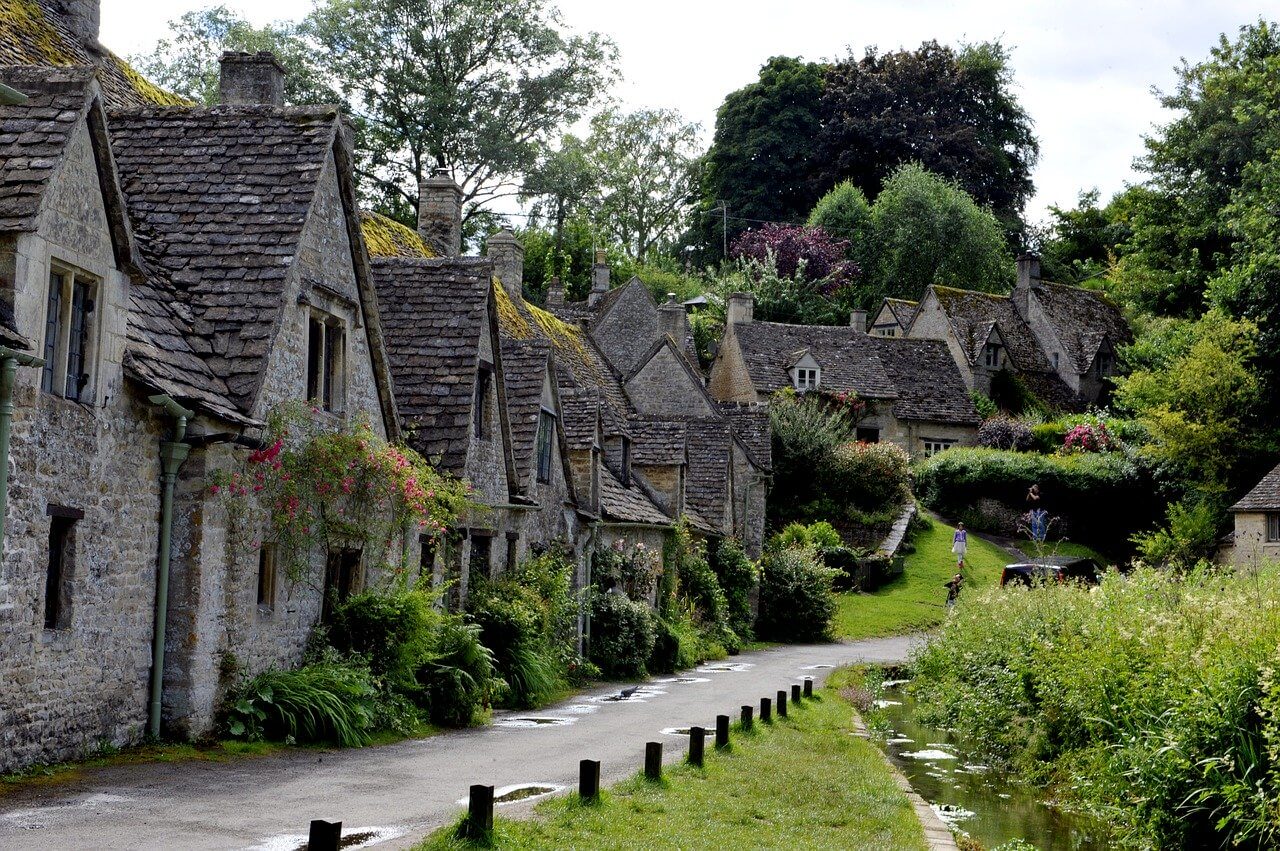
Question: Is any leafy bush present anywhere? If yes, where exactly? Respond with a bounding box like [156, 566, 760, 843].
[418, 619, 500, 727]
[1131, 497, 1224, 569]
[769, 392, 856, 518]
[466, 582, 562, 708]
[1061, 421, 1115, 453]
[588, 592, 656, 678]
[971, 391, 999, 420]
[825, 441, 911, 511]
[755, 547, 837, 643]
[327, 588, 439, 688]
[224, 662, 380, 747]
[593, 540, 661, 600]
[989, 368, 1047, 416]
[976, 415, 1034, 451]
[773, 520, 843, 551]
[713, 538, 759, 642]
[912, 565, 1280, 848]
[1031, 422, 1066, 453]
[649, 606, 704, 674]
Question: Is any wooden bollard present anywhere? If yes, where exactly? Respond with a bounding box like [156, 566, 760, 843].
[777, 690, 788, 717]
[740, 704, 753, 730]
[715, 714, 730, 749]
[308, 820, 342, 851]
[803, 677, 813, 698]
[791, 683, 802, 704]
[579, 758, 601, 801]
[688, 726, 706, 767]
[465, 784, 494, 839]
[761, 696, 772, 722]
[645, 741, 663, 780]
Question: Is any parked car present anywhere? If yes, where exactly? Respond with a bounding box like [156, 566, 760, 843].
[1000, 556, 1103, 588]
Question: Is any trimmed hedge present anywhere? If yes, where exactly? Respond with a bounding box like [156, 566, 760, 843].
[913, 447, 1158, 551]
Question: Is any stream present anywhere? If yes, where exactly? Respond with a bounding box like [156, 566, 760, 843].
[871, 683, 1109, 850]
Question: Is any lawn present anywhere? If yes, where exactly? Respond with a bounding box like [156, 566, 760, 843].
[834, 515, 1015, 640]
[417, 673, 927, 851]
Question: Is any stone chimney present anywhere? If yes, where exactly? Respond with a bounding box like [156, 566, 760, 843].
[849, 308, 867, 333]
[658, 292, 688, 346]
[56, 0, 99, 47]
[1014, 252, 1042, 318]
[417, 169, 462, 258]
[588, 249, 610, 306]
[545, 275, 565, 307]
[486, 230, 524, 301]
[726, 292, 754, 326]
[219, 51, 286, 106]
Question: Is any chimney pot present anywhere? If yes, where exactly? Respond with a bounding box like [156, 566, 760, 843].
[849, 308, 867, 333]
[1016, 252, 1042, 291]
[658, 292, 689, 347]
[588, 251, 610, 306]
[486, 229, 525, 301]
[418, 169, 463, 257]
[546, 275, 565, 307]
[219, 51, 286, 106]
[726, 292, 754, 326]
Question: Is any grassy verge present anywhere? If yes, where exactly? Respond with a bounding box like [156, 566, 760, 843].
[1020, 538, 1114, 566]
[834, 516, 1014, 640]
[416, 670, 927, 850]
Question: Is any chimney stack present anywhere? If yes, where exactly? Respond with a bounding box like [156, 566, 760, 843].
[849, 308, 867, 333]
[56, 0, 99, 47]
[545, 275, 565, 307]
[726, 292, 754, 326]
[588, 248, 610, 306]
[486, 230, 524, 301]
[219, 51, 286, 107]
[658, 292, 689, 347]
[418, 169, 463, 258]
[1016, 252, 1042, 291]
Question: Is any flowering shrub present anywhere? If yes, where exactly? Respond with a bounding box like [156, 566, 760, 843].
[213, 403, 471, 582]
[976, 415, 1034, 451]
[730, 223, 857, 286]
[593, 539, 662, 600]
[823, 390, 867, 422]
[1061, 421, 1114, 453]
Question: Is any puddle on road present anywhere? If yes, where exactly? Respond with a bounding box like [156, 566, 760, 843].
[659, 725, 717, 737]
[800, 664, 834, 670]
[652, 676, 711, 684]
[251, 825, 405, 851]
[454, 784, 563, 807]
[696, 662, 753, 673]
[492, 716, 576, 729]
[558, 703, 598, 714]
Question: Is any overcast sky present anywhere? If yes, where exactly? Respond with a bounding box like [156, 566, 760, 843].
[102, 0, 1265, 224]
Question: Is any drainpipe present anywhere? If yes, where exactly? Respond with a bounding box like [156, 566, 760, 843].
[0, 347, 44, 551]
[147, 394, 193, 740]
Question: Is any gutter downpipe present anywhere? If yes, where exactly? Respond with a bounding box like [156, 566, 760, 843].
[147, 394, 194, 740]
[0, 347, 44, 550]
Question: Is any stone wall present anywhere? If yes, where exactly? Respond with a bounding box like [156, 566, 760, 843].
[707, 328, 759, 402]
[590, 281, 660, 378]
[904, 295, 978, 392]
[626, 344, 717, 419]
[1229, 513, 1280, 568]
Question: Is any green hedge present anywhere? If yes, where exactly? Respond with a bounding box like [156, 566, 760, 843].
[913, 447, 1157, 550]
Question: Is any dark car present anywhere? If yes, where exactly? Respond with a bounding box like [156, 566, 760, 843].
[1000, 556, 1103, 588]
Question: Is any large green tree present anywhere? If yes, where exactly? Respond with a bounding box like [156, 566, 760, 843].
[815, 41, 1037, 240]
[1033, 189, 1132, 286]
[695, 56, 827, 260]
[519, 135, 598, 275]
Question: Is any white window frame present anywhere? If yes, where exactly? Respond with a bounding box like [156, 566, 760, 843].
[922, 439, 957, 457]
[794, 367, 820, 392]
[41, 263, 100, 403]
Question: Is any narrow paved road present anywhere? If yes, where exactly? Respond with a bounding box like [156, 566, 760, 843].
[0, 636, 919, 850]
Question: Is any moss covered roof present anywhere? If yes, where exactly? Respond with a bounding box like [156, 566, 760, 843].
[359, 209, 435, 259]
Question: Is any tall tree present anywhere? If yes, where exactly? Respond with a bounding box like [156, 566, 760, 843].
[519, 135, 598, 274]
[696, 56, 828, 260]
[815, 40, 1037, 240]
[587, 108, 701, 260]
[1034, 189, 1131, 285]
[807, 180, 872, 270]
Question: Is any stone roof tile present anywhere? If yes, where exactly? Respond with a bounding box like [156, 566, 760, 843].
[0, 65, 89, 232]
[869, 337, 981, 425]
[500, 338, 551, 476]
[733, 321, 899, 399]
[1033, 282, 1132, 374]
[628, 418, 686, 467]
[685, 418, 732, 534]
[931, 286, 1053, 373]
[1233, 462, 1280, 513]
[599, 464, 671, 526]
[717, 402, 773, 470]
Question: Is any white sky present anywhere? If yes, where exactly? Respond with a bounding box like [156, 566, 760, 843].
[102, 0, 1266, 224]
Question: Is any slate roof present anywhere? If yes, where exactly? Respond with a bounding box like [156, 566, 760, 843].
[716, 402, 772, 471]
[1033, 282, 1132, 374]
[930, 286, 1054, 373]
[0, 0, 187, 109]
[628, 418, 686, 467]
[732, 321, 899, 399]
[599, 464, 671, 526]
[557, 386, 601, 450]
[500, 338, 552, 476]
[0, 65, 88, 232]
[109, 105, 341, 410]
[1233, 462, 1280, 513]
[870, 337, 982, 425]
[373, 257, 492, 474]
[883, 297, 919, 329]
[685, 418, 732, 534]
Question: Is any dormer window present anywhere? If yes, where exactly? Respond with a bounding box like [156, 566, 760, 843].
[41, 265, 98, 403]
[1095, 350, 1114, 377]
[306, 312, 346, 412]
[983, 343, 1002, 369]
[794, 367, 820, 391]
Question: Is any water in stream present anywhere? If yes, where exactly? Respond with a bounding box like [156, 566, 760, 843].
[872, 684, 1109, 850]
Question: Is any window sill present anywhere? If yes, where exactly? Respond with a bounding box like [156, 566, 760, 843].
[39, 628, 71, 647]
[257, 605, 275, 618]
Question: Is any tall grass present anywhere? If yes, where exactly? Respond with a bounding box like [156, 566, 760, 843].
[911, 564, 1280, 848]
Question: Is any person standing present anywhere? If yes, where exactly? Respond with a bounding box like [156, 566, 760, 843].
[951, 522, 968, 569]
[944, 572, 964, 609]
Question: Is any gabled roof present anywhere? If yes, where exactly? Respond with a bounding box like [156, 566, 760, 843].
[599, 464, 671, 526]
[0, 65, 89, 232]
[732, 321, 899, 399]
[0, 0, 187, 109]
[500, 338, 553, 475]
[685, 418, 733, 535]
[882, 297, 919, 328]
[929, 286, 1054, 373]
[717, 402, 772, 471]
[1232, 462, 1280, 513]
[1032, 282, 1132, 374]
[373, 257, 493, 474]
[108, 105, 344, 409]
[628, 418, 687, 467]
[870, 337, 981, 425]
[360, 210, 435, 259]
[557, 386, 602, 450]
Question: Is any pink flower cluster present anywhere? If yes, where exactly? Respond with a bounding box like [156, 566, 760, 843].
[1062, 422, 1114, 453]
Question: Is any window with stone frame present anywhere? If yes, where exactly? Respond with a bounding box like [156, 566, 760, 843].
[620, 436, 632, 486]
[794, 367, 819, 391]
[256, 544, 277, 612]
[43, 505, 81, 630]
[922, 438, 958, 457]
[856, 426, 880, 444]
[468, 531, 493, 585]
[474, 362, 493, 439]
[535, 408, 556, 483]
[1268, 514, 1280, 543]
[41, 265, 99, 403]
[306, 311, 346, 412]
[1095, 348, 1114, 377]
[983, 343, 1002, 369]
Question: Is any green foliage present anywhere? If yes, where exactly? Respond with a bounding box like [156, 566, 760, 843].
[755, 547, 837, 643]
[588, 592, 656, 679]
[1034, 189, 1130, 285]
[419, 618, 500, 728]
[223, 662, 381, 747]
[1131, 498, 1224, 570]
[912, 565, 1280, 848]
[807, 180, 872, 266]
[824, 441, 911, 511]
[326, 588, 440, 689]
[970, 391, 998, 420]
[706, 255, 849, 326]
[593, 541, 661, 600]
[712, 538, 759, 642]
[975, 415, 1034, 451]
[987, 367, 1046, 417]
[768, 391, 854, 523]
[773, 521, 843, 552]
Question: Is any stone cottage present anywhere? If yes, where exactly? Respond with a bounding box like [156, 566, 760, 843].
[1222, 462, 1280, 568]
[870, 297, 918, 337]
[903, 254, 1131, 409]
[708, 292, 981, 456]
